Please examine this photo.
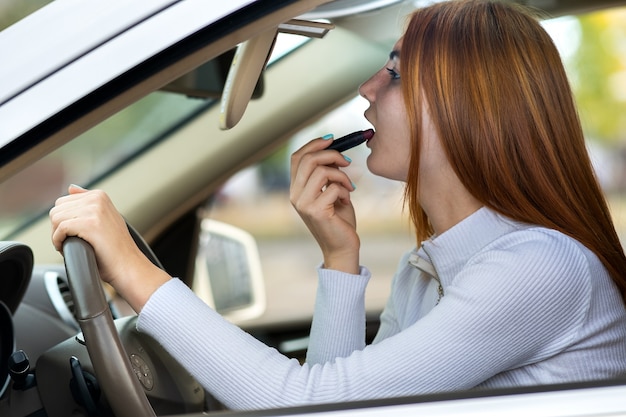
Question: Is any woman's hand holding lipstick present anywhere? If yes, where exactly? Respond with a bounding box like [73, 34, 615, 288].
[290, 133, 362, 274]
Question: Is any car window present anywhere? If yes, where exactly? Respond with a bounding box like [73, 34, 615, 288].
[207, 96, 414, 324]
[206, 6, 626, 325]
[0, 0, 51, 32]
[0, 32, 307, 238]
[0, 92, 209, 237]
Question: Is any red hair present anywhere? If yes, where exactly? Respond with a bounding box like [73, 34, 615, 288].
[401, 0, 626, 303]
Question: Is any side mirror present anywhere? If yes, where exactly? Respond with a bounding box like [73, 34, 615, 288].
[192, 219, 265, 322]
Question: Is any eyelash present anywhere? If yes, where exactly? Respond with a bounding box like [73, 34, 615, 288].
[386, 67, 400, 80]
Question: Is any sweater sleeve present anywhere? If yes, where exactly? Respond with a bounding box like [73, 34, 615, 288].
[305, 265, 370, 365]
[137, 231, 593, 410]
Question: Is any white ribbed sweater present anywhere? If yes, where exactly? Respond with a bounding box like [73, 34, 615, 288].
[137, 207, 626, 410]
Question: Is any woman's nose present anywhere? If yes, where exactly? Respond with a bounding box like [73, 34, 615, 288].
[358, 72, 377, 102]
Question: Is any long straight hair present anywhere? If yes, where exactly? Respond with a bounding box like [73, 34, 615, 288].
[401, 0, 626, 303]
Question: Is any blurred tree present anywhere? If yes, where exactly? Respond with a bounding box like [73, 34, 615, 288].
[0, 0, 51, 32]
[571, 8, 626, 145]
[259, 145, 290, 191]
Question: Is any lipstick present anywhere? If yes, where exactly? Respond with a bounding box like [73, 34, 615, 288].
[327, 129, 374, 152]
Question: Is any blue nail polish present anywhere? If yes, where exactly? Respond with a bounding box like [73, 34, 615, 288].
[322, 134, 333, 140]
[343, 155, 352, 163]
[351, 182, 357, 190]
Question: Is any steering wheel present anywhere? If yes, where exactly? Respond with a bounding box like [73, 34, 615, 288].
[62, 220, 167, 416]
[63, 235, 157, 417]
[60, 221, 206, 416]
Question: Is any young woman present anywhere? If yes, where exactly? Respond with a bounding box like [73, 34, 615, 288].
[50, 0, 626, 410]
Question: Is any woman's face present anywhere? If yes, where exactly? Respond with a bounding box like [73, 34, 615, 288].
[359, 39, 412, 181]
[360, 39, 450, 191]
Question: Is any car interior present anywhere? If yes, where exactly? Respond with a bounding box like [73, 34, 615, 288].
[1, 0, 626, 416]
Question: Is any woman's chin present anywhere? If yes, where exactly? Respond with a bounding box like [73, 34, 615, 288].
[366, 157, 390, 180]
[366, 155, 408, 182]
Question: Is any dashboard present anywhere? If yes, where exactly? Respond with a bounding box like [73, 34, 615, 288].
[0, 240, 206, 416]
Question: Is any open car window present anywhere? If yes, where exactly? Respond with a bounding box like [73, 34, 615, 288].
[207, 95, 413, 327]
[205, 6, 626, 330]
[0, 92, 208, 237]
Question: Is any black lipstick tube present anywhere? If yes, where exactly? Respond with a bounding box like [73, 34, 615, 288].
[327, 129, 374, 153]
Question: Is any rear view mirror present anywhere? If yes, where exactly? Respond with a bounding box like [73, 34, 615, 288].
[160, 48, 265, 100]
[193, 219, 265, 322]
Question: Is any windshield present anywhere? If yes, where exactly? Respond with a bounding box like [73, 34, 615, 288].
[0, 0, 171, 236]
[0, 28, 306, 238]
[0, 92, 210, 237]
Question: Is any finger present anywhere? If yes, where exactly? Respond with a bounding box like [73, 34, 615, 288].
[51, 190, 102, 225]
[307, 165, 355, 195]
[53, 185, 95, 208]
[292, 167, 354, 217]
[295, 183, 356, 251]
[294, 184, 348, 225]
[290, 135, 338, 183]
[50, 217, 84, 252]
[68, 183, 88, 194]
[317, 183, 353, 212]
[291, 165, 346, 210]
[290, 152, 352, 202]
[49, 197, 99, 242]
[50, 189, 116, 250]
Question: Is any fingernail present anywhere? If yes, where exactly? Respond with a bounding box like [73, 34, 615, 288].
[343, 155, 352, 163]
[351, 182, 357, 190]
[70, 183, 85, 190]
[322, 134, 333, 140]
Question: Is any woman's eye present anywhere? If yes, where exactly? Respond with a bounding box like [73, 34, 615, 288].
[386, 67, 400, 80]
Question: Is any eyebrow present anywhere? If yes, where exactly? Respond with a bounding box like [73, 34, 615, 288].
[389, 50, 400, 61]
